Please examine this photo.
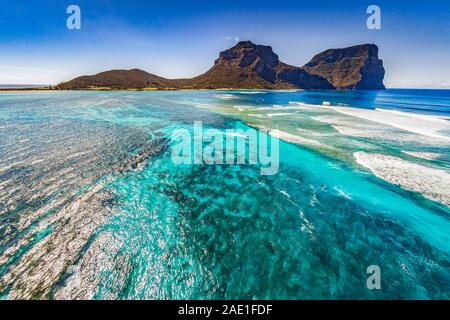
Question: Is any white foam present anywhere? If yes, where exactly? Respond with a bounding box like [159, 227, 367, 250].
[232, 105, 256, 112]
[401, 151, 442, 161]
[266, 113, 294, 117]
[269, 129, 325, 147]
[0, 178, 12, 190]
[313, 115, 449, 145]
[274, 89, 304, 92]
[256, 105, 308, 111]
[330, 124, 400, 140]
[247, 113, 266, 118]
[354, 152, 450, 206]
[280, 190, 291, 198]
[238, 91, 267, 94]
[375, 108, 450, 122]
[233, 105, 255, 109]
[299, 210, 315, 238]
[215, 94, 237, 100]
[296, 128, 335, 137]
[325, 106, 450, 141]
[334, 186, 352, 200]
[222, 132, 249, 139]
[287, 102, 331, 112]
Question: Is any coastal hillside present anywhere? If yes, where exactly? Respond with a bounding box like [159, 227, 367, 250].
[57, 41, 385, 90]
[56, 69, 174, 90]
[303, 44, 385, 90]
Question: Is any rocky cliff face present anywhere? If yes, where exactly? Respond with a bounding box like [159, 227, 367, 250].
[303, 44, 385, 90]
[57, 41, 385, 90]
[217, 41, 279, 82]
[188, 41, 285, 88]
[189, 41, 336, 89]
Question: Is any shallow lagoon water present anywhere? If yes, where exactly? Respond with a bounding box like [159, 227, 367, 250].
[0, 90, 449, 299]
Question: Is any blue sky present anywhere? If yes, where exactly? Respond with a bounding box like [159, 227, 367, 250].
[0, 0, 449, 88]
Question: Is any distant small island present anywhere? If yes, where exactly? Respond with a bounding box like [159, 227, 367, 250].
[2, 41, 386, 91]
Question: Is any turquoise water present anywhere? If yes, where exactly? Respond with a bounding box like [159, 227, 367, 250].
[0, 90, 449, 299]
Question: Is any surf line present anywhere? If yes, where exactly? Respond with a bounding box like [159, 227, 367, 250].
[170, 121, 279, 175]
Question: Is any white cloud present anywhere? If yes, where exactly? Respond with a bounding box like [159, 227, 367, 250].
[225, 35, 240, 42]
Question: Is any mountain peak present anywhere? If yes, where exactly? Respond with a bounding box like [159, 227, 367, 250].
[216, 41, 279, 68]
[234, 40, 257, 47]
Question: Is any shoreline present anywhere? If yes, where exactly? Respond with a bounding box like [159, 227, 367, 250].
[0, 86, 409, 92]
[0, 87, 285, 92]
[2, 87, 450, 94]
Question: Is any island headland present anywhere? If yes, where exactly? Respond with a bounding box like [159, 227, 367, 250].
[5, 41, 387, 91]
